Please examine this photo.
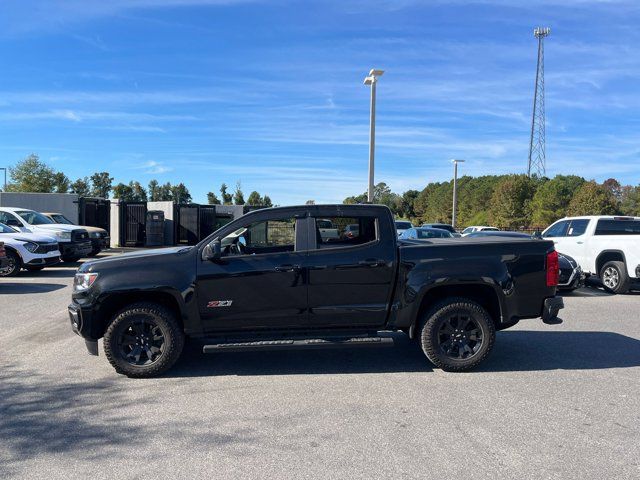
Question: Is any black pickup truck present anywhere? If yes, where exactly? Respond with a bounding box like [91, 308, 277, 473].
[69, 204, 563, 377]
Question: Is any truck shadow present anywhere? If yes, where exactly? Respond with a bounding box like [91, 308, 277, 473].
[0, 282, 66, 294]
[0, 364, 147, 478]
[168, 330, 640, 377]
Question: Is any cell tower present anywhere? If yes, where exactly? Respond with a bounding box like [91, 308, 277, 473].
[528, 27, 550, 177]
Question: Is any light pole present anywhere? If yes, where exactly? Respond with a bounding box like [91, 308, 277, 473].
[0, 168, 6, 192]
[451, 159, 465, 229]
[363, 69, 384, 203]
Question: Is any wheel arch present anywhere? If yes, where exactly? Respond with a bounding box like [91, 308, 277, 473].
[596, 250, 626, 275]
[415, 283, 503, 330]
[94, 290, 185, 338]
[3, 245, 24, 262]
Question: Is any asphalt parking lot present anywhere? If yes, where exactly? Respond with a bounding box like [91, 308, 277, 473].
[1, 252, 639, 480]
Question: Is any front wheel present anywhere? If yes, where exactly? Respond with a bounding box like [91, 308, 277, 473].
[0, 251, 22, 277]
[103, 302, 185, 378]
[61, 255, 81, 263]
[419, 298, 496, 371]
[600, 261, 630, 294]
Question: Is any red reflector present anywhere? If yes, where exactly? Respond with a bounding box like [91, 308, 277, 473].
[546, 250, 559, 287]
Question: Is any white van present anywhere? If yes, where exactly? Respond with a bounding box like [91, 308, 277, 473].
[542, 216, 640, 293]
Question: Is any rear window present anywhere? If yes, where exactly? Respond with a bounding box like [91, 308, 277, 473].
[314, 216, 377, 249]
[594, 219, 640, 235]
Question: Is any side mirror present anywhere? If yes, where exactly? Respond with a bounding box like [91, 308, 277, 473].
[203, 239, 222, 261]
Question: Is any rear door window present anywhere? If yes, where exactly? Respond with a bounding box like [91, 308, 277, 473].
[313, 216, 377, 249]
[567, 219, 589, 237]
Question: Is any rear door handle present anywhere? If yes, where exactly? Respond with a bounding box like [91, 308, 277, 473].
[275, 264, 301, 273]
[358, 259, 385, 267]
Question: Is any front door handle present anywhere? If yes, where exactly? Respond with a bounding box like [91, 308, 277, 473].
[358, 259, 385, 267]
[275, 264, 301, 273]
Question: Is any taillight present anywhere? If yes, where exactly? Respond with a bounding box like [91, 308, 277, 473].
[546, 250, 559, 287]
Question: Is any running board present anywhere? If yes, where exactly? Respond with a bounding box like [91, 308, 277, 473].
[203, 336, 394, 353]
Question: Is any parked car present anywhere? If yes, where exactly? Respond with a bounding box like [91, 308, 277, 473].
[0, 242, 8, 271]
[316, 218, 340, 241]
[69, 204, 563, 378]
[542, 216, 640, 293]
[395, 220, 414, 237]
[0, 222, 61, 276]
[41, 212, 110, 256]
[342, 224, 359, 239]
[0, 207, 92, 262]
[421, 223, 461, 237]
[399, 227, 454, 240]
[461, 226, 500, 236]
[465, 231, 583, 291]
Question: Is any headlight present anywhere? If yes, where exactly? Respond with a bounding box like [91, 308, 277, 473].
[56, 231, 71, 241]
[90, 232, 101, 238]
[22, 241, 38, 253]
[73, 272, 99, 292]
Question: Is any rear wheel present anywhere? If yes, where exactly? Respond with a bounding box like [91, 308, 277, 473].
[419, 298, 496, 371]
[103, 302, 185, 378]
[600, 261, 630, 294]
[0, 251, 21, 277]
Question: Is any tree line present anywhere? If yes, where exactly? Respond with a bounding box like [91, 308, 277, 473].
[3, 154, 274, 206]
[345, 175, 640, 229]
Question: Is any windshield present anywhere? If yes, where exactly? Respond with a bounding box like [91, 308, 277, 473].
[0, 223, 18, 233]
[52, 214, 74, 224]
[396, 221, 412, 229]
[417, 229, 450, 239]
[16, 210, 55, 225]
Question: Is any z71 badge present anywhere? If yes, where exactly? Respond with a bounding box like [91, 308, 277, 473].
[207, 300, 233, 308]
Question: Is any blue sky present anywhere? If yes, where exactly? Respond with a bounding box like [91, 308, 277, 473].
[1, 0, 639, 204]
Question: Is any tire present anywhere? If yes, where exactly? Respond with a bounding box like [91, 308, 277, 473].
[61, 255, 81, 263]
[24, 265, 46, 272]
[419, 297, 496, 372]
[600, 261, 630, 294]
[103, 302, 185, 378]
[88, 248, 101, 257]
[0, 251, 22, 277]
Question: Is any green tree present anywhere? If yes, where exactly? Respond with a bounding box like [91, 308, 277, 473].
[399, 190, 419, 220]
[529, 175, 585, 226]
[129, 181, 147, 202]
[414, 182, 453, 224]
[220, 183, 233, 205]
[566, 181, 618, 216]
[52, 172, 70, 193]
[70, 177, 90, 196]
[262, 195, 273, 207]
[148, 179, 161, 201]
[112, 182, 134, 201]
[246, 191, 262, 206]
[207, 191, 221, 205]
[158, 182, 173, 201]
[620, 185, 640, 216]
[305, 200, 316, 205]
[488, 175, 537, 229]
[90, 172, 113, 199]
[233, 181, 245, 205]
[171, 183, 191, 203]
[7, 154, 58, 192]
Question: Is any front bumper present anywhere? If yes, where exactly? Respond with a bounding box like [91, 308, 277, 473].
[542, 296, 564, 325]
[558, 266, 584, 290]
[25, 255, 61, 266]
[69, 303, 99, 355]
[90, 237, 110, 250]
[61, 240, 93, 258]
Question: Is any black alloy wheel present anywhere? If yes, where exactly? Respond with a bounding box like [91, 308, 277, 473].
[437, 312, 483, 360]
[118, 319, 165, 366]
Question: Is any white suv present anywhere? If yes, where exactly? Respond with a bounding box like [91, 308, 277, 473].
[0, 207, 92, 262]
[542, 215, 640, 293]
[0, 222, 61, 276]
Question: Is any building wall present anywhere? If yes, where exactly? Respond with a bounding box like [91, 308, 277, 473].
[0, 192, 79, 222]
[109, 199, 120, 248]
